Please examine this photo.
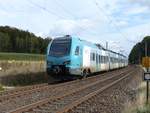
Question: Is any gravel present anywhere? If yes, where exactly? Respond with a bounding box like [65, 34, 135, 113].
[69, 66, 142, 113]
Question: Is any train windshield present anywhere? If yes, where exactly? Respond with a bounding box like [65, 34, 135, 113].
[49, 38, 71, 57]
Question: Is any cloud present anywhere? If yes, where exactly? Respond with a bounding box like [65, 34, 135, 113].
[128, 0, 150, 8]
[115, 20, 128, 27]
[0, 0, 150, 55]
[124, 22, 150, 42]
[49, 19, 95, 37]
[125, 6, 149, 15]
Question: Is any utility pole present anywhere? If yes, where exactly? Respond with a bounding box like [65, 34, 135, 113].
[139, 43, 141, 64]
[106, 41, 108, 50]
[145, 41, 149, 104]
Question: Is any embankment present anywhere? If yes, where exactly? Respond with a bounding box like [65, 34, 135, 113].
[0, 60, 48, 86]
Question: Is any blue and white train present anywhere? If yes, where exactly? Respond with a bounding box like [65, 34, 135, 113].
[46, 35, 128, 80]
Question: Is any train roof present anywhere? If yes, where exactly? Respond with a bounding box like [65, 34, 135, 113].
[96, 44, 126, 58]
[55, 35, 127, 58]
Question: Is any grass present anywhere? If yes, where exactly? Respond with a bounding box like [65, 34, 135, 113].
[136, 104, 150, 113]
[1, 72, 47, 86]
[0, 52, 45, 61]
[123, 82, 150, 113]
[0, 84, 4, 91]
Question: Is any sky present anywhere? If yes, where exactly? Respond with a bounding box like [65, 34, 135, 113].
[0, 0, 150, 55]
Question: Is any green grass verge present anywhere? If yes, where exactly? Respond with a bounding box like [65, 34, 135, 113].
[136, 104, 150, 113]
[0, 84, 4, 91]
[0, 52, 45, 61]
[123, 82, 147, 113]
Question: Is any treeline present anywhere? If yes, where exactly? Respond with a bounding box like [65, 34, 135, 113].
[129, 36, 150, 64]
[0, 26, 51, 54]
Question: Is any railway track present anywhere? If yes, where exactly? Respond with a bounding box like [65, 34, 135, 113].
[68, 68, 140, 113]
[0, 83, 48, 96]
[0, 67, 129, 103]
[1, 66, 135, 113]
[0, 83, 49, 102]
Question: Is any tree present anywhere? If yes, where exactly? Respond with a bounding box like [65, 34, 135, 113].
[129, 36, 150, 64]
[0, 26, 51, 54]
[0, 32, 11, 52]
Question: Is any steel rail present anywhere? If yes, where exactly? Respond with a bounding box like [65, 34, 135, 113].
[56, 70, 135, 113]
[0, 67, 130, 102]
[8, 68, 133, 113]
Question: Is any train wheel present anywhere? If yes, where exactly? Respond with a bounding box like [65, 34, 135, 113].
[82, 70, 87, 79]
[88, 69, 91, 76]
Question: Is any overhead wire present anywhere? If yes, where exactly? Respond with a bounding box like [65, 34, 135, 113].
[93, 0, 138, 55]
[27, 0, 67, 19]
[27, 0, 84, 35]
[27, 0, 131, 54]
[54, 0, 129, 52]
[54, 0, 78, 19]
[53, 0, 100, 36]
[94, 0, 137, 44]
[54, 0, 100, 35]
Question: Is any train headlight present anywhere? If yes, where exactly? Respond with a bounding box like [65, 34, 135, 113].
[63, 60, 71, 65]
[47, 61, 53, 65]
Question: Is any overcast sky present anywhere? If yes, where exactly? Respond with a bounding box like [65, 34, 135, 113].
[0, 0, 150, 55]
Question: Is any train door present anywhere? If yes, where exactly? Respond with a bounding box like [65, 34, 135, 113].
[83, 46, 91, 68]
[108, 52, 111, 70]
[96, 53, 99, 71]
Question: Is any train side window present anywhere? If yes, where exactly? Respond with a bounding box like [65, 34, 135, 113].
[90, 53, 95, 61]
[102, 56, 104, 63]
[75, 46, 79, 55]
[107, 56, 108, 62]
[106, 56, 108, 63]
[104, 56, 106, 63]
[96, 54, 98, 63]
[101, 56, 103, 63]
[111, 57, 113, 63]
[93, 53, 95, 61]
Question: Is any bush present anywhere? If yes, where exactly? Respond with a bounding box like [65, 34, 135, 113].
[136, 104, 150, 113]
[0, 84, 4, 91]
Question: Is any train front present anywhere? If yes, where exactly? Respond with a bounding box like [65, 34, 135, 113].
[46, 36, 73, 80]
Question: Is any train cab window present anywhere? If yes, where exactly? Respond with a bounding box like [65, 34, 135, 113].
[49, 38, 71, 57]
[75, 46, 79, 55]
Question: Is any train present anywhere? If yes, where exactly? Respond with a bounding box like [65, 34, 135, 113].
[46, 35, 128, 80]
